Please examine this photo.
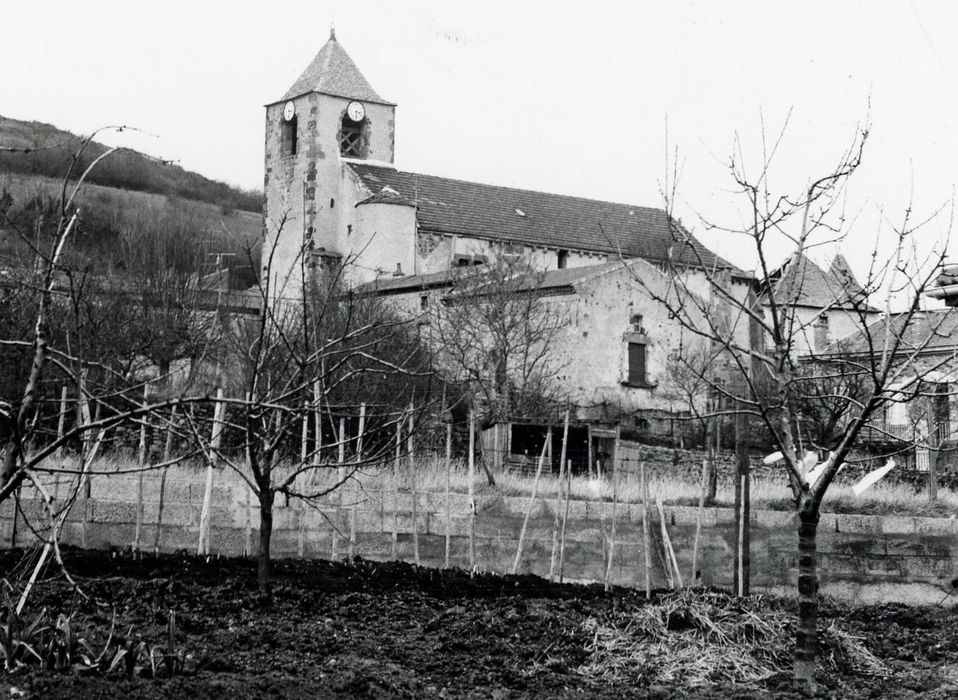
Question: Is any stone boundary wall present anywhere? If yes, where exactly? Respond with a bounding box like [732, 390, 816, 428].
[1, 467, 955, 606]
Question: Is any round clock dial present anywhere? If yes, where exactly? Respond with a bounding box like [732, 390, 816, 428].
[283, 101, 296, 122]
[346, 101, 365, 122]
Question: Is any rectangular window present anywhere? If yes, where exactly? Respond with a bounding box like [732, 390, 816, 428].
[281, 116, 298, 157]
[420, 294, 428, 310]
[813, 313, 829, 351]
[557, 250, 568, 269]
[628, 342, 647, 386]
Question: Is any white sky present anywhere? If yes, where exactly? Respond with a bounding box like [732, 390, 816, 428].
[3, 0, 957, 283]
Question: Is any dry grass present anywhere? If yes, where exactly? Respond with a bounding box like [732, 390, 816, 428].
[577, 589, 886, 689]
[34, 451, 958, 518]
[360, 455, 958, 518]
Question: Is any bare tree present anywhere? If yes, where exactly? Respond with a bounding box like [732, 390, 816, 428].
[427, 251, 567, 430]
[660, 341, 725, 502]
[632, 119, 952, 685]
[189, 226, 432, 599]
[0, 130, 213, 587]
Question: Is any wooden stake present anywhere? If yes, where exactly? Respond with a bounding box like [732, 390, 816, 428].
[313, 380, 322, 465]
[392, 415, 401, 559]
[444, 416, 452, 568]
[512, 432, 549, 575]
[408, 404, 419, 565]
[557, 459, 572, 583]
[548, 411, 571, 581]
[154, 403, 177, 554]
[332, 416, 345, 560]
[656, 497, 683, 588]
[133, 385, 149, 553]
[16, 543, 51, 615]
[197, 390, 224, 555]
[738, 473, 746, 596]
[605, 460, 619, 591]
[468, 410, 476, 570]
[641, 462, 651, 598]
[349, 405, 364, 559]
[53, 385, 68, 502]
[691, 459, 707, 586]
[242, 392, 253, 558]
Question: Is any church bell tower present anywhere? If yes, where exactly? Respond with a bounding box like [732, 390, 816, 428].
[263, 29, 396, 297]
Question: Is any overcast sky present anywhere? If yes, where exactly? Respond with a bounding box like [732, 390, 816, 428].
[3, 1, 957, 282]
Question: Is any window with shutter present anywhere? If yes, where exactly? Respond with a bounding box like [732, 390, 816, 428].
[628, 342, 647, 386]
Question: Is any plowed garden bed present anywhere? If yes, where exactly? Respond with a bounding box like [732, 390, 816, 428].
[0, 548, 955, 698]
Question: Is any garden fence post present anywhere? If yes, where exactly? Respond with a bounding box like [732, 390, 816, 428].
[468, 410, 476, 571]
[444, 416, 452, 568]
[512, 432, 549, 575]
[557, 459, 572, 583]
[197, 389, 224, 556]
[133, 384, 149, 553]
[641, 462, 651, 598]
[53, 385, 68, 502]
[408, 403, 419, 564]
[154, 403, 177, 554]
[691, 459, 707, 585]
[332, 416, 345, 560]
[605, 447, 619, 591]
[392, 415, 401, 559]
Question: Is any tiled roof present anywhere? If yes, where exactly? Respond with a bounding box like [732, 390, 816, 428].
[822, 308, 958, 355]
[356, 260, 650, 298]
[761, 252, 877, 311]
[355, 269, 456, 295]
[278, 33, 393, 106]
[346, 163, 743, 275]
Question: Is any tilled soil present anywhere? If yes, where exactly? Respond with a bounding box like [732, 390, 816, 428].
[0, 548, 956, 698]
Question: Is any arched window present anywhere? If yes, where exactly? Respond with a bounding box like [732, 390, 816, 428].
[339, 113, 366, 158]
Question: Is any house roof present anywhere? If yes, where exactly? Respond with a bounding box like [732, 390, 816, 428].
[346, 163, 745, 276]
[276, 31, 394, 106]
[355, 259, 657, 299]
[760, 252, 877, 311]
[821, 308, 958, 356]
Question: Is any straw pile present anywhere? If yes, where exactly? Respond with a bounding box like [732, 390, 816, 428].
[577, 590, 886, 689]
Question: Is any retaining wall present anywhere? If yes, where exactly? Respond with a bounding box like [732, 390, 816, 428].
[1, 468, 955, 606]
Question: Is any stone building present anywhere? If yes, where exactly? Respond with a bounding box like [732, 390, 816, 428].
[264, 31, 753, 423]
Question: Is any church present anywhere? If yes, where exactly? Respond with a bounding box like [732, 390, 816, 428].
[262, 30, 753, 425]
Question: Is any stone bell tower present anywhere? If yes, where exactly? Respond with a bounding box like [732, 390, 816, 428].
[263, 29, 396, 297]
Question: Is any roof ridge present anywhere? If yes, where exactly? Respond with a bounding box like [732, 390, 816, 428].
[349, 162, 666, 214]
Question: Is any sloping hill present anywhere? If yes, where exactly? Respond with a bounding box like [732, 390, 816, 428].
[0, 116, 263, 286]
[0, 115, 261, 213]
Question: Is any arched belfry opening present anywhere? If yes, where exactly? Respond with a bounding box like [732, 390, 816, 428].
[339, 111, 367, 158]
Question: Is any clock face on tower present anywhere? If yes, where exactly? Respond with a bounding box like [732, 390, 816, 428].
[283, 101, 295, 122]
[346, 101, 365, 122]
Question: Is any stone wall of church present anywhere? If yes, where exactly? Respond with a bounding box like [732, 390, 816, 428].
[414, 231, 610, 276]
[352, 201, 417, 278]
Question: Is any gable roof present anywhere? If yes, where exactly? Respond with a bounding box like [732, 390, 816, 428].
[760, 252, 877, 311]
[821, 308, 958, 356]
[346, 163, 744, 276]
[277, 32, 393, 106]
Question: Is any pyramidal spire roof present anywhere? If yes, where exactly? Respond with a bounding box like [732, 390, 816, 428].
[278, 29, 393, 105]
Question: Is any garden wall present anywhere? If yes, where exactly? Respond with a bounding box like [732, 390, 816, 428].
[1, 467, 955, 606]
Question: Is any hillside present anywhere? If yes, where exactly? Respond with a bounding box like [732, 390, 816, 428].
[0, 173, 262, 287]
[0, 115, 262, 213]
[0, 116, 263, 286]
